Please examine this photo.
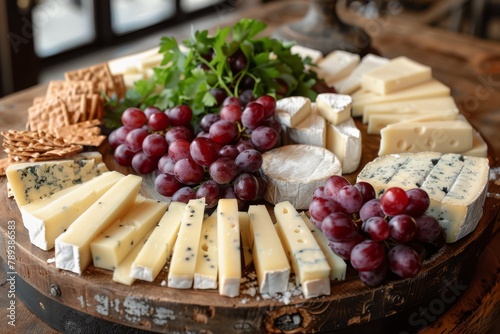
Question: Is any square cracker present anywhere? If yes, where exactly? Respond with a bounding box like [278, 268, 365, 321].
[65, 63, 116, 97]
[27, 97, 70, 132]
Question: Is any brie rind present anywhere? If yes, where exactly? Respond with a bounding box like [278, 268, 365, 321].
[275, 96, 312, 127]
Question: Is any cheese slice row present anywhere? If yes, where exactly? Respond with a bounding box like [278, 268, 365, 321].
[112, 232, 152, 286]
[357, 152, 489, 242]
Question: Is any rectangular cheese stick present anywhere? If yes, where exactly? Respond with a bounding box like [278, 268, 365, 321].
[112, 232, 152, 286]
[167, 198, 206, 289]
[217, 199, 241, 297]
[130, 201, 186, 282]
[91, 198, 167, 270]
[239, 212, 253, 268]
[248, 205, 290, 295]
[55, 174, 142, 274]
[194, 212, 218, 289]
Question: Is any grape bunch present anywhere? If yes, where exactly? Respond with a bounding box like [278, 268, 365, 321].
[309, 175, 446, 287]
[108, 95, 281, 209]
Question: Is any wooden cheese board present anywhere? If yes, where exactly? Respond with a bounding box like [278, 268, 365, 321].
[1, 111, 499, 333]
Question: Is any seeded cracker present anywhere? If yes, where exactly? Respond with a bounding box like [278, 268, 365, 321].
[27, 97, 70, 132]
[65, 63, 117, 97]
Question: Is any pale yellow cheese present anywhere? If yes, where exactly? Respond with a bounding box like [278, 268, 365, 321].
[217, 199, 241, 297]
[361, 56, 432, 95]
[334, 54, 390, 94]
[54, 174, 142, 274]
[130, 201, 186, 282]
[351, 79, 450, 116]
[248, 205, 290, 295]
[378, 114, 473, 156]
[91, 199, 167, 271]
[239, 212, 253, 268]
[316, 93, 352, 125]
[461, 130, 488, 158]
[194, 212, 218, 289]
[22, 171, 125, 250]
[167, 198, 206, 289]
[316, 50, 360, 84]
[112, 232, 152, 286]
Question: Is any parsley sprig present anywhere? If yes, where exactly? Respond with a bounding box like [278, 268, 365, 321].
[104, 18, 322, 128]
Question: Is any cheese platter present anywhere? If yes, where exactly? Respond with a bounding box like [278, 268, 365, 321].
[0, 17, 499, 334]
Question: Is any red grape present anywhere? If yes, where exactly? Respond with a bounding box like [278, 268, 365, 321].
[144, 106, 163, 119]
[168, 139, 191, 162]
[235, 149, 263, 173]
[109, 126, 131, 149]
[196, 180, 221, 209]
[155, 173, 183, 197]
[190, 137, 218, 167]
[233, 173, 259, 201]
[414, 215, 442, 243]
[323, 175, 350, 199]
[354, 181, 376, 204]
[158, 154, 175, 174]
[321, 212, 357, 242]
[388, 244, 422, 278]
[313, 186, 326, 199]
[380, 187, 409, 216]
[165, 126, 194, 145]
[255, 95, 276, 119]
[222, 96, 242, 109]
[335, 185, 364, 214]
[114, 144, 134, 166]
[122, 107, 147, 128]
[218, 145, 240, 160]
[125, 128, 149, 152]
[405, 188, 430, 217]
[358, 260, 388, 287]
[210, 88, 227, 106]
[329, 233, 365, 260]
[168, 105, 192, 126]
[220, 104, 243, 123]
[143, 133, 167, 157]
[173, 158, 204, 185]
[241, 102, 265, 130]
[172, 186, 197, 203]
[209, 120, 238, 145]
[209, 157, 240, 184]
[236, 138, 255, 152]
[359, 199, 385, 222]
[251, 126, 279, 151]
[361, 216, 390, 242]
[308, 197, 343, 222]
[132, 152, 158, 174]
[239, 89, 254, 106]
[388, 214, 417, 243]
[148, 112, 169, 131]
[350, 240, 386, 272]
[199, 113, 221, 132]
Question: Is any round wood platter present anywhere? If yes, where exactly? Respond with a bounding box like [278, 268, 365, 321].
[1, 118, 499, 334]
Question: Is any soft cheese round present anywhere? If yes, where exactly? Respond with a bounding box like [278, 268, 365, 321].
[260, 145, 342, 210]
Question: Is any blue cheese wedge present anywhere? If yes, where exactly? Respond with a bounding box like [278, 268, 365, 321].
[357, 152, 489, 242]
[130, 201, 186, 282]
[260, 145, 342, 210]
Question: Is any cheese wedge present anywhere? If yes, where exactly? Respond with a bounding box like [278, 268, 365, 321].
[167, 198, 206, 289]
[239, 212, 253, 268]
[275, 96, 312, 127]
[361, 56, 432, 95]
[300, 213, 346, 281]
[261, 145, 342, 210]
[357, 152, 489, 242]
[91, 199, 167, 271]
[351, 79, 450, 116]
[287, 112, 326, 148]
[55, 174, 142, 274]
[291, 45, 323, 64]
[130, 201, 186, 282]
[6, 157, 107, 206]
[315, 93, 352, 125]
[112, 232, 152, 286]
[274, 201, 331, 298]
[326, 118, 362, 174]
[362, 96, 458, 124]
[22, 171, 125, 250]
[378, 114, 473, 156]
[461, 130, 488, 158]
[334, 54, 390, 94]
[248, 205, 290, 295]
[316, 50, 360, 84]
[217, 199, 241, 297]
[194, 212, 219, 289]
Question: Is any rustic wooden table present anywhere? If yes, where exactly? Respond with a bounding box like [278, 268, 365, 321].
[0, 1, 499, 333]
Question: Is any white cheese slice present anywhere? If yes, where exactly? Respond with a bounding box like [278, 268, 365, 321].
[367, 110, 458, 135]
[260, 145, 342, 210]
[300, 212, 346, 281]
[334, 54, 390, 94]
[287, 112, 326, 147]
[217, 199, 241, 297]
[351, 79, 450, 116]
[461, 130, 488, 158]
[248, 205, 290, 295]
[167, 198, 206, 289]
[6, 157, 108, 206]
[357, 152, 489, 242]
[91, 199, 167, 271]
[362, 96, 458, 124]
[55, 174, 142, 274]
[274, 201, 331, 299]
[130, 201, 186, 282]
[275, 96, 312, 127]
[291, 45, 323, 64]
[326, 117, 362, 174]
[239, 212, 253, 268]
[316, 50, 360, 84]
[378, 114, 473, 156]
[21, 171, 125, 250]
[361, 56, 432, 95]
[194, 212, 219, 290]
[112, 232, 151, 286]
[316, 93, 352, 125]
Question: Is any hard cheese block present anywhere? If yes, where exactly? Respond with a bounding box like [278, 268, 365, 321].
[316, 50, 360, 84]
[217, 199, 241, 297]
[6, 155, 107, 206]
[357, 152, 489, 242]
[21, 171, 124, 250]
[248, 205, 290, 295]
[351, 79, 450, 116]
[274, 201, 331, 299]
[378, 114, 473, 156]
[167, 198, 206, 289]
[55, 174, 142, 274]
[326, 117, 362, 174]
[131, 201, 186, 282]
[300, 212, 346, 281]
[275, 96, 312, 127]
[194, 212, 219, 289]
[260, 145, 342, 210]
[315, 93, 352, 125]
[334, 53, 390, 94]
[91, 198, 167, 271]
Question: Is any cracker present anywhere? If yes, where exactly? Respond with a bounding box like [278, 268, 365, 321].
[27, 97, 70, 132]
[65, 63, 116, 97]
[46, 80, 96, 97]
[0, 157, 9, 176]
[112, 74, 126, 99]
